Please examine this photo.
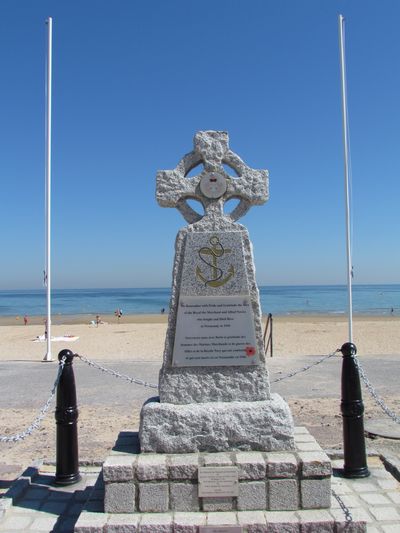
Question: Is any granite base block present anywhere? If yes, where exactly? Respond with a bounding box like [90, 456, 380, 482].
[139, 393, 295, 453]
[237, 481, 267, 511]
[268, 479, 299, 511]
[138, 482, 169, 512]
[107, 513, 140, 532]
[301, 478, 332, 509]
[170, 483, 200, 512]
[202, 496, 234, 512]
[104, 481, 135, 514]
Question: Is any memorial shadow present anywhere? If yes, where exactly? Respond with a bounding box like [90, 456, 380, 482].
[112, 430, 141, 454]
[4, 465, 100, 532]
[0, 479, 14, 491]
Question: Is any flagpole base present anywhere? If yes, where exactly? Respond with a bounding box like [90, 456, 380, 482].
[43, 352, 53, 362]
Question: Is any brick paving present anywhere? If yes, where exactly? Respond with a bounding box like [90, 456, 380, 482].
[0, 464, 101, 532]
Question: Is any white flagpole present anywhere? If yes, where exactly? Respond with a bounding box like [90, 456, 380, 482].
[338, 14, 353, 343]
[43, 17, 53, 362]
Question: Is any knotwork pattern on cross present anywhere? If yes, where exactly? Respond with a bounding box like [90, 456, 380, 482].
[156, 131, 269, 223]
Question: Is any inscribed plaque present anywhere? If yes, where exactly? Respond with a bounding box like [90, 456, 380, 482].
[198, 466, 239, 497]
[172, 295, 258, 367]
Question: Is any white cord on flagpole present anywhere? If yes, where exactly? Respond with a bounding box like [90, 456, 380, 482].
[338, 14, 353, 344]
[43, 17, 53, 362]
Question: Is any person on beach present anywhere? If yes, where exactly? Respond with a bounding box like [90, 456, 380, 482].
[24, 315, 28, 325]
[115, 308, 122, 321]
[96, 315, 101, 327]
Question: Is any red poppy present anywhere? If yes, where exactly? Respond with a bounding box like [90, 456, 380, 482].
[245, 346, 256, 357]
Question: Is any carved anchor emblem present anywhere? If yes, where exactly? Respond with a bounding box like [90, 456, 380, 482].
[196, 236, 235, 287]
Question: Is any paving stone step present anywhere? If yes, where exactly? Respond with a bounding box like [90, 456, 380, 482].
[74, 508, 366, 532]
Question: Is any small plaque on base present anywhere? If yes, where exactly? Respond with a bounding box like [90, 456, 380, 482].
[198, 466, 239, 497]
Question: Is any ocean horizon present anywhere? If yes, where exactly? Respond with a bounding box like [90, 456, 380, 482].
[0, 284, 399, 318]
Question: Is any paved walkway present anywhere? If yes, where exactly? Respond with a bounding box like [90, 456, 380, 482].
[1, 455, 400, 532]
[0, 464, 102, 532]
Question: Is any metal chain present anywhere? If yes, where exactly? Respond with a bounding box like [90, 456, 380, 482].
[75, 349, 340, 390]
[332, 489, 353, 524]
[74, 353, 158, 389]
[354, 356, 400, 424]
[271, 349, 340, 384]
[0, 356, 66, 443]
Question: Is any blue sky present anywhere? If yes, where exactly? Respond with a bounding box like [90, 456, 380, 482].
[1, 0, 399, 289]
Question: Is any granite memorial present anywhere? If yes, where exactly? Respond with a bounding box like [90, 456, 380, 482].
[74, 131, 365, 532]
[139, 130, 295, 453]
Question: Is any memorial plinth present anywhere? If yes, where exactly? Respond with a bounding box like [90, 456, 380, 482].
[74, 132, 366, 532]
[102, 427, 333, 514]
[74, 427, 364, 532]
[139, 131, 294, 453]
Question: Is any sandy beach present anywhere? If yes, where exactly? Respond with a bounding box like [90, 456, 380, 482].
[1, 313, 399, 361]
[0, 314, 399, 474]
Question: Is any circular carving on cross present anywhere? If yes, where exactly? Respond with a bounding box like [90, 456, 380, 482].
[156, 131, 269, 223]
[199, 172, 227, 199]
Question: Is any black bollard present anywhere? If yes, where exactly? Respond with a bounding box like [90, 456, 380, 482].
[54, 349, 81, 485]
[340, 342, 370, 478]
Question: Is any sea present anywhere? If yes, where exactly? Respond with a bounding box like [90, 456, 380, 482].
[0, 285, 399, 318]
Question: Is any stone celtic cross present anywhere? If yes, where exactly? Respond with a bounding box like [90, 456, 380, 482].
[156, 130, 269, 223]
[84, 131, 338, 529]
[140, 130, 294, 454]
